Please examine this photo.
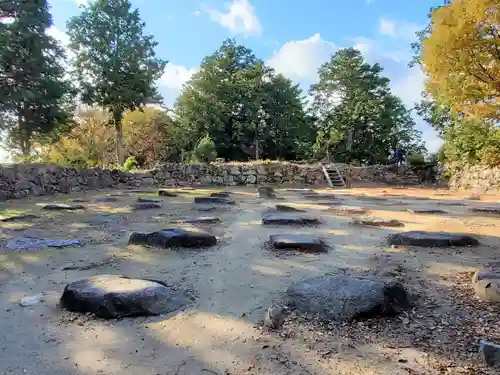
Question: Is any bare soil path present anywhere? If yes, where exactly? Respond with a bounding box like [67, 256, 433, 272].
[0, 186, 499, 375]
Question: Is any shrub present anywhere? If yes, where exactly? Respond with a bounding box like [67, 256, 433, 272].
[123, 156, 138, 171]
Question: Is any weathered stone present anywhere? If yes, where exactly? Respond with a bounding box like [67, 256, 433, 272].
[328, 206, 367, 215]
[479, 340, 500, 368]
[0, 214, 39, 222]
[472, 269, 500, 284]
[194, 196, 235, 205]
[270, 234, 326, 252]
[210, 192, 230, 198]
[195, 205, 217, 212]
[60, 275, 191, 319]
[137, 197, 162, 203]
[262, 215, 320, 225]
[275, 204, 306, 212]
[95, 196, 119, 202]
[169, 216, 220, 224]
[474, 280, 500, 303]
[437, 201, 466, 206]
[131, 202, 162, 210]
[408, 209, 447, 214]
[70, 198, 89, 203]
[387, 231, 479, 247]
[158, 190, 178, 197]
[471, 207, 500, 215]
[41, 203, 86, 211]
[302, 194, 337, 200]
[6, 237, 83, 251]
[351, 217, 404, 227]
[284, 275, 410, 322]
[129, 228, 217, 248]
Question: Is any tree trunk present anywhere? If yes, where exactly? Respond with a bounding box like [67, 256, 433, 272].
[113, 109, 125, 165]
[18, 113, 30, 156]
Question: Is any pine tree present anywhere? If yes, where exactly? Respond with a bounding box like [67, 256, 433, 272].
[0, 0, 73, 156]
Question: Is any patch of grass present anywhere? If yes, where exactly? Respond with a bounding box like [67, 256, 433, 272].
[0, 208, 28, 219]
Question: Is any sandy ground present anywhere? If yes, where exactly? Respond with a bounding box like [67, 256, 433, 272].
[0, 185, 499, 375]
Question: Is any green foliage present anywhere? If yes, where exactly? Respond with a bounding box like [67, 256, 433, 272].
[66, 0, 167, 164]
[407, 152, 426, 167]
[191, 135, 217, 163]
[174, 39, 314, 161]
[310, 48, 424, 164]
[0, 0, 73, 155]
[123, 156, 138, 171]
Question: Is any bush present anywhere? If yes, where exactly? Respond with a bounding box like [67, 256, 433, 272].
[191, 135, 217, 163]
[123, 156, 138, 171]
[407, 152, 426, 167]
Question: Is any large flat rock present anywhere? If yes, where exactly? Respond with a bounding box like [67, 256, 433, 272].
[194, 197, 236, 205]
[0, 214, 39, 222]
[210, 192, 230, 198]
[387, 231, 479, 247]
[60, 275, 191, 319]
[328, 206, 367, 215]
[351, 217, 404, 227]
[270, 234, 326, 252]
[158, 190, 178, 197]
[169, 216, 220, 224]
[262, 214, 320, 225]
[41, 203, 85, 211]
[302, 194, 337, 200]
[285, 275, 409, 322]
[275, 204, 306, 213]
[6, 237, 83, 251]
[129, 228, 217, 248]
[408, 209, 447, 214]
[137, 197, 162, 203]
[131, 202, 162, 210]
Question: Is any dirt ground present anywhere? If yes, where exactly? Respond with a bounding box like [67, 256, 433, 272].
[0, 185, 499, 375]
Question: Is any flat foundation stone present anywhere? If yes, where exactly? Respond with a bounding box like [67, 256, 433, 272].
[284, 275, 409, 322]
[262, 214, 320, 225]
[210, 192, 230, 198]
[169, 216, 220, 224]
[137, 197, 162, 203]
[270, 234, 326, 252]
[194, 197, 236, 205]
[351, 217, 404, 227]
[387, 231, 479, 247]
[302, 194, 337, 200]
[158, 190, 178, 197]
[471, 207, 500, 215]
[131, 202, 162, 210]
[275, 204, 306, 212]
[129, 228, 217, 248]
[0, 214, 39, 222]
[408, 209, 447, 214]
[41, 203, 85, 211]
[60, 275, 191, 319]
[95, 196, 119, 202]
[328, 206, 367, 215]
[6, 237, 83, 251]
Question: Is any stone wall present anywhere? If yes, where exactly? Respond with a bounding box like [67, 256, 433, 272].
[448, 164, 500, 192]
[0, 161, 423, 201]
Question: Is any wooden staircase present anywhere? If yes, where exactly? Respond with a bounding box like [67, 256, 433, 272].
[321, 164, 346, 188]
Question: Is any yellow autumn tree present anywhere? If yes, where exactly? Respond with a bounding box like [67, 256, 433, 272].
[422, 0, 500, 121]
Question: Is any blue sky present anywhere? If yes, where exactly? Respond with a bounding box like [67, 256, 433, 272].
[1, 0, 443, 162]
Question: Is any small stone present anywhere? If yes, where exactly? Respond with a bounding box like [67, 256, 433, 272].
[20, 294, 41, 307]
[60, 275, 191, 319]
[131, 202, 162, 210]
[474, 280, 500, 303]
[270, 234, 326, 252]
[262, 215, 320, 225]
[328, 206, 367, 215]
[471, 207, 500, 215]
[95, 196, 119, 202]
[128, 228, 217, 248]
[41, 203, 85, 211]
[387, 231, 479, 247]
[480, 340, 500, 368]
[210, 192, 230, 198]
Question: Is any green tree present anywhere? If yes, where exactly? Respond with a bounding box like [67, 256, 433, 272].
[0, 0, 73, 156]
[174, 39, 313, 161]
[310, 48, 423, 164]
[191, 135, 217, 163]
[66, 0, 166, 164]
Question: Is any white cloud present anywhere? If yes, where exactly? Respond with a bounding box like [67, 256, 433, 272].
[267, 33, 336, 81]
[379, 18, 396, 37]
[192, 10, 201, 16]
[46, 26, 69, 46]
[205, 0, 262, 37]
[159, 63, 198, 90]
